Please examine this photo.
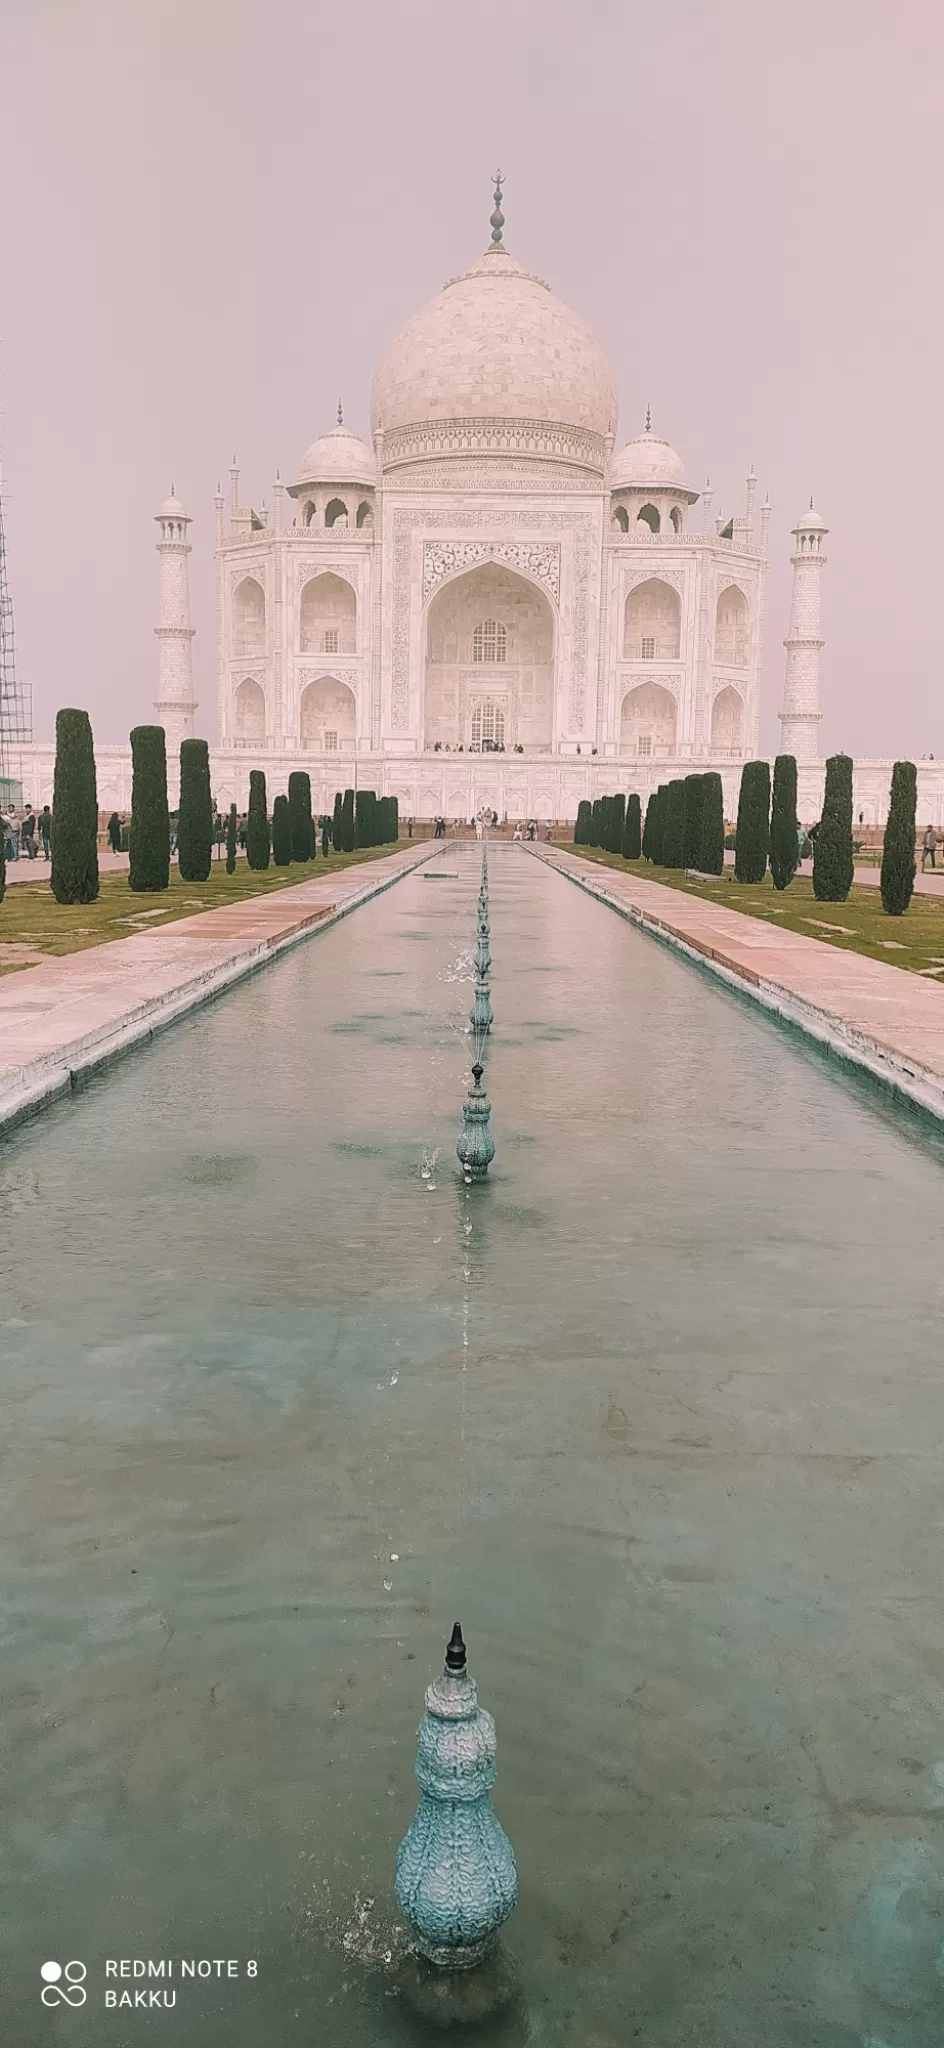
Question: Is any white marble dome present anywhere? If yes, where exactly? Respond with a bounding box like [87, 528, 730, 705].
[370, 245, 618, 458]
[294, 421, 376, 487]
[793, 501, 827, 532]
[610, 428, 688, 491]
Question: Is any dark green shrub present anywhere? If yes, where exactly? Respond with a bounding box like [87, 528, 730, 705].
[607, 792, 626, 854]
[661, 779, 686, 868]
[321, 818, 330, 857]
[51, 708, 99, 903]
[575, 798, 592, 846]
[724, 832, 737, 850]
[332, 791, 343, 851]
[813, 754, 854, 902]
[650, 784, 670, 864]
[288, 771, 315, 861]
[622, 793, 642, 859]
[734, 760, 770, 883]
[247, 769, 270, 869]
[341, 788, 355, 853]
[880, 762, 917, 915]
[682, 774, 705, 869]
[177, 738, 213, 883]
[391, 796, 399, 843]
[225, 802, 237, 874]
[129, 725, 169, 892]
[641, 793, 655, 860]
[355, 788, 377, 848]
[769, 755, 799, 891]
[272, 793, 292, 866]
[697, 773, 725, 875]
[590, 798, 604, 848]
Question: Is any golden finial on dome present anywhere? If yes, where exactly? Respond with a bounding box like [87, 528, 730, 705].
[645, 403, 652, 433]
[337, 398, 344, 426]
[490, 169, 505, 245]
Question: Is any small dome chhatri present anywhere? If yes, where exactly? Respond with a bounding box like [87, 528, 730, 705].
[291, 420, 376, 490]
[793, 498, 827, 533]
[158, 486, 187, 518]
[610, 417, 690, 493]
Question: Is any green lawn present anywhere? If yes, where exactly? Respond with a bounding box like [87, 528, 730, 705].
[0, 845, 400, 962]
[563, 844, 944, 980]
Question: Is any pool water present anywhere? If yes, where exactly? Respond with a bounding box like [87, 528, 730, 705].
[2, 845, 943, 2046]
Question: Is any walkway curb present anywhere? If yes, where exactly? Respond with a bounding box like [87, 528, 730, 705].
[530, 847, 944, 1129]
[0, 848, 438, 1138]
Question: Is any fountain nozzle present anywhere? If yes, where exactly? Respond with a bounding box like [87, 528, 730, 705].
[445, 1622, 467, 1673]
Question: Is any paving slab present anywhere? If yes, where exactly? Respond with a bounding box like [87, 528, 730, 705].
[534, 846, 944, 1122]
[0, 846, 435, 1134]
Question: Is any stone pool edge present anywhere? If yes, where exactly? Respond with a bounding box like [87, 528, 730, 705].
[0, 848, 439, 1138]
[530, 847, 944, 1128]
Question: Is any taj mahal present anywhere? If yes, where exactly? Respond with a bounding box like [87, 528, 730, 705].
[8, 181, 935, 825]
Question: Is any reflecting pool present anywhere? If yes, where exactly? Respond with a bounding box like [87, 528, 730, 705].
[2, 846, 944, 2046]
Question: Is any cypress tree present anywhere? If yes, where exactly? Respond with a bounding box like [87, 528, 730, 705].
[574, 798, 591, 845]
[641, 791, 656, 860]
[650, 784, 669, 864]
[0, 829, 4, 903]
[177, 738, 213, 883]
[813, 753, 854, 902]
[332, 790, 343, 851]
[51, 707, 99, 904]
[622, 792, 642, 859]
[661, 779, 687, 868]
[391, 796, 399, 843]
[682, 774, 705, 869]
[341, 787, 356, 853]
[590, 797, 603, 847]
[321, 817, 331, 858]
[697, 772, 725, 875]
[734, 760, 771, 884]
[355, 788, 377, 848]
[769, 754, 800, 891]
[128, 724, 170, 892]
[607, 791, 626, 854]
[272, 793, 292, 866]
[247, 768, 270, 870]
[880, 761, 917, 915]
[226, 802, 237, 874]
[288, 771, 315, 861]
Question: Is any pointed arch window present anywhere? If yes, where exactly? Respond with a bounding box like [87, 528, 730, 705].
[471, 699, 506, 750]
[472, 618, 507, 664]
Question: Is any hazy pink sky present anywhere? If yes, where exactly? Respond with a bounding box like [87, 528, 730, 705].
[2, 0, 941, 756]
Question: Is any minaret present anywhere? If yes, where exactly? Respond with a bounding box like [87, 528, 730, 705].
[779, 500, 827, 761]
[153, 487, 197, 762]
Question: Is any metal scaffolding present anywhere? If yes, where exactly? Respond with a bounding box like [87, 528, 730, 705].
[0, 449, 32, 791]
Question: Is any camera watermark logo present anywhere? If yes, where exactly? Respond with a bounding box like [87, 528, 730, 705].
[41, 1961, 87, 2008]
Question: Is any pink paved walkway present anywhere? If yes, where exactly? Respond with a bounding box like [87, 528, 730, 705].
[0, 845, 433, 1132]
[538, 846, 944, 1119]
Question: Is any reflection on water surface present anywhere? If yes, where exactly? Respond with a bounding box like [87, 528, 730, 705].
[2, 846, 943, 2046]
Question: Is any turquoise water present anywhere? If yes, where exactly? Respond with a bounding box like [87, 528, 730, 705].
[2, 845, 943, 2046]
